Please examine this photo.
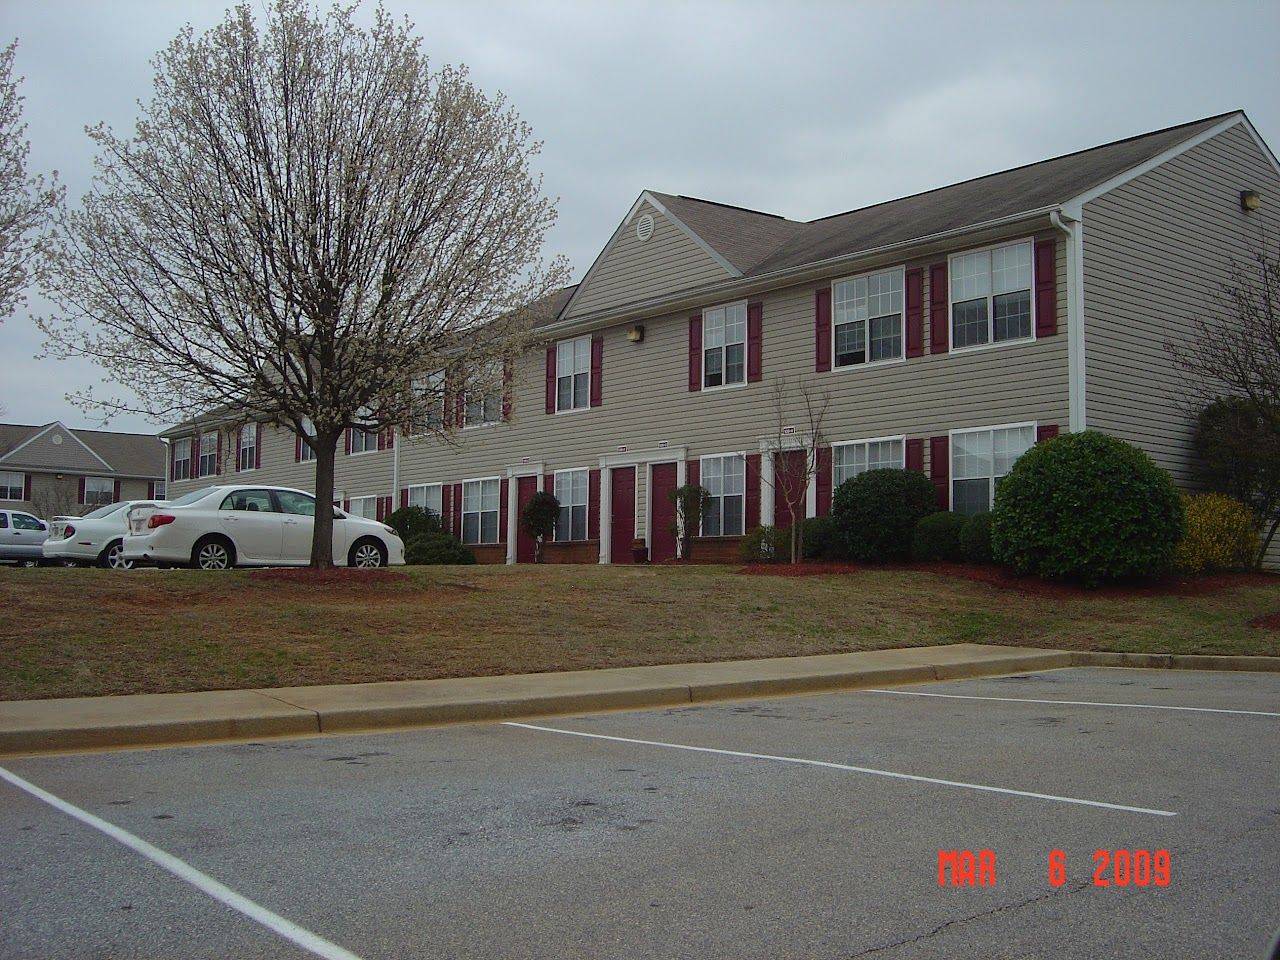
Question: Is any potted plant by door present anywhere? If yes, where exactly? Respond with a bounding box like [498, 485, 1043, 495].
[631, 537, 649, 564]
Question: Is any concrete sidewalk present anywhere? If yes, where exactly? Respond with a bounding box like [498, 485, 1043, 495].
[3, 643, 1277, 757]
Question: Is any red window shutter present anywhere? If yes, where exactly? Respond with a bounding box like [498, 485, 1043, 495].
[686, 459, 700, 488]
[545, 346, 556, 414]
[588, 469, 600, 540]
[377, 428, 386, 452]
[216, 432, 223, 475]
[747, 301, 763, 382]
[78, 477, 86, 504]
[191, 435, 201, 477]
[814, 288, 832, 372]
[375, 497, 384, 521]
[929, 263, 949, 354]
[147, 480, 155, 500]
[441, 484, 451, 526]
[816, 446, 833, 516]
[905, 438, 924, 473]
[23, 474, 32, 501]
[236, 426, 244, 471]
[454, 392, 465, 429]
[344, 428, 352, 455]
[503, 359, 513, 422]
[688, 315, 702, 391]
[1034, 238, 1058, 337]
[295, 432, 302, 463]
[544, 473, 554, 500]
[1037, 424, 1060, 444]
[499, 478, 509, 543]
[590, 336, 603, 408]
[169, 443, 176, 481]
[400, 488, 409, 508]
[113, 479, 121, 501]
[342, 499, 350, 512]
[255, 427, 263, 468]
[745, 453, 761, 528]
[452, 482, 463, 538]
[905, 268, 924, 358]
[929, 436, 949, 510]
[387, 429, 394, 450]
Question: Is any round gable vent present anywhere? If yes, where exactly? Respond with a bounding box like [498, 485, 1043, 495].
[636, 213, 655, 243]
[51, 434, 63, 445]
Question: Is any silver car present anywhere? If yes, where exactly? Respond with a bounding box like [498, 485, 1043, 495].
[0, 508, 50, 566]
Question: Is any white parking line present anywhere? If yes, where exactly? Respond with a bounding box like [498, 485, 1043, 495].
[0, 766, 365, 960]
[865, 688, 1280, 717]
[503, 721, 1177, 817]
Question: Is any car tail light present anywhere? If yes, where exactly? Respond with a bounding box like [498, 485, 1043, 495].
[64, 525, 75, 537]
[147, 514, 176, 529]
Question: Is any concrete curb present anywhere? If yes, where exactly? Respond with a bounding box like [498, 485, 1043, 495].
[1071, 652, 1280, 672]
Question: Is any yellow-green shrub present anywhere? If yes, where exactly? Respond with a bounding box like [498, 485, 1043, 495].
[1173, 493, 1259, 573]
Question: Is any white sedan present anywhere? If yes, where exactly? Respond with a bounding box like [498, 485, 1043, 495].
[123, 485, 405, 570]
[42, 501, 165, 569]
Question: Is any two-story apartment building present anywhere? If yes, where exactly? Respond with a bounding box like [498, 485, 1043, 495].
[161, 111, 1280, 567]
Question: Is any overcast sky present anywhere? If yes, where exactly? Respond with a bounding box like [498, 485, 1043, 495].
[2, 0, 1277, 434]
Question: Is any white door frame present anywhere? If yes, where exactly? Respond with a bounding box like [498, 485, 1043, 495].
[504, 461, 545, 564]
[599, 446, 686, 564]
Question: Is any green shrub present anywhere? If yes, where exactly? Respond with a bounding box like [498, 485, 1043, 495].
[912, 511, 968, 562]
[739, 525, 788, 563]
[831, 469, 938, 562]
[960, 512, 995, 564]
[386, 505, 441, 543]
[801, 516, 841, 560]
[991, 431, 1184, 586]
[519, 491, 559, 563]
[404, 531, 475, 565]
[1173, 492, 1259, 573]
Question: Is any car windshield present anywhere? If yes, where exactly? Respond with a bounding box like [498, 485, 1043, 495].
[81, 503, 125, 520]
[168, 487, 218, 506]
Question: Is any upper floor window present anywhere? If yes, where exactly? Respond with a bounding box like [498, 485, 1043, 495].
[556, 338, 591, 412]
[833, 268, 903, 367]
[198, 431, 218, 477]
[833, 437, 905, 489]
[703, 302, 746, 388]
[84, 476, 115, 507]
[238, 423, 257, 471]
[462, 478, 500, 544]
[406, 483, 443, 520]
[0, 471, 24, 500]
[464, 364, 503, 427]
[950, 241, 1034, 349]
[409, 372, 445, 435]
[951, 423, 1035, 515]
[553, 469, 588, 542]
[349, 411, 377, 455]
[701, 454, 745, 537]
[172, 438, 191, 480]
[299, 419, 316, 462]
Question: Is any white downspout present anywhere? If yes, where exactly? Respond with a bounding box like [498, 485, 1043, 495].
[391, 429, 401, 512]
[1051, 208, 1086, 433]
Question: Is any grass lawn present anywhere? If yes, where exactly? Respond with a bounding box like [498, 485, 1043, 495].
[2, 563, 1278, 701]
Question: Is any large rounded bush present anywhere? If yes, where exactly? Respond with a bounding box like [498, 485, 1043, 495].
[1173, 492, 1259, 573]
[801, 516, 841, 560]
[386, 505, 441, 543]
[405, 531, 475, 565]
[960, 513, 995, 564]
[831, 469, 938, 562]
[912, 512, 967, 562]
[991, 431, 1184, 585]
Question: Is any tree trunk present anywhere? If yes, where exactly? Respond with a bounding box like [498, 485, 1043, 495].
[310, 431, 340, 568]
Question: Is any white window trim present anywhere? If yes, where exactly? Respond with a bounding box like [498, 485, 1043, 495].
[697, 451, 748, 538]
[461, 475, 502, 545]
[552, 467, 590, 542]
[348, 425, 378, 456]
[947, 420, 1037, 511]
[198, 431, 219, 477]
[700, 300, 749, 393]
[84, 475, 115, 506]
[238, 423, 257, 472]
[830, 434, 907, 487]
[554, 336, 593, 415]
[347, 495, 379, 520]
[947, 237, 1038, 355]
[406, 482, 443, 510]
[0, 470, 25, 500]
[298, 419, 317, 462]
[830, 266, 907, 373]
[172, 438, 192, 480]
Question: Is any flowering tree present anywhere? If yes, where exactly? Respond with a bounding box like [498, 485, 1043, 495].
[39, 1, 566, 566]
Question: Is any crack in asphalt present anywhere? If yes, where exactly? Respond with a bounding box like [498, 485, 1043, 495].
[845, 880, 1091, 958]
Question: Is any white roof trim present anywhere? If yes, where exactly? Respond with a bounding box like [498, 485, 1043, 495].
[0, 421, 113, 471]
[641, 192, 743, 278]
[1063, 113, 1250, 215]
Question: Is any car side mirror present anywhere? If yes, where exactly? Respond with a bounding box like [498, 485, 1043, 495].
[38, 522, 47, 531]
[333, 509, 343, 520]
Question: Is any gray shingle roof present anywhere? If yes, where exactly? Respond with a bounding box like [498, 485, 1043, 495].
[646, 193, 803, 274]
[0, 422, 165, 477]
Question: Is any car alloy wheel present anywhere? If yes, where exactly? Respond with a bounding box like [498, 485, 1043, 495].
[352, 542, 384, 568]
[197, 542, 231, 570]
[106, 542, 135, 570]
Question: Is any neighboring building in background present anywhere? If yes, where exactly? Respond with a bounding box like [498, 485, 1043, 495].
[160, 111, 1280, 567]
[0, 421, 167, 518]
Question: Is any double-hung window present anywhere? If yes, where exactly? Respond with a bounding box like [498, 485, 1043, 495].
[406, 483, 443, 521]
[0, 471, 24, 500]
[556, 338, 591, 412]
[701, 454, 745, 536]
[198, 431, 218, 477]
[950, 241, 1034, 349]
[172, 438, 191, 480]
[832, 437, 905, 489]
[833, 268, 904, 367]
[350, 410, 377, 454]
[951, 424, 1035, 515]
[84, 476, 114, 507]
[238, 423, 257, 471]
[347, 496, 378, 520]
[298, 419, 316, 462]
[462, 478, 500, 544]
[464, 364, 503, 427]
[409, 372, 445, 435]
[702, 302, 746, 388]
[553, 469, 588, 541]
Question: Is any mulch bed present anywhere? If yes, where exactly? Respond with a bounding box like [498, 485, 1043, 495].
[1247, 612, 1280, 630]
[738, 561, 1277, 599]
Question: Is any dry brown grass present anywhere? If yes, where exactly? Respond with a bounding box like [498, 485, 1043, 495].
[2, 563, 1277, 700]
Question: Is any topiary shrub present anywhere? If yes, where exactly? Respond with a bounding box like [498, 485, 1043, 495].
[960, 512, 995, 564]
[801, 516, 841, 560]
[405, 531, 475, 565]
[386, 505, 441, 543]
[991, 431, 1184, 586]
[831, 469, 938, 562]
[739, 525, 788, 563]
[1173, 492, 1259, 573]
[912, 511, 968, 562]
[520, 491, 559, 563]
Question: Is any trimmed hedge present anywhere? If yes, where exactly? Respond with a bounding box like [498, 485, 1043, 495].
[912, 511, 967, 562]
[1173, 492, 1259, 573]
[960, 512, 995, 564]
[801, 516, 841, 560]
[405, 531, 475, 565]
[991, 431, 1184, 586]
[739, 525, 788, 563]
[831, 468, 938, 562]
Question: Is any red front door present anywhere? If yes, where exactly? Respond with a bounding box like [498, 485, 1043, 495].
[649, 462, 678, 562]
[610, 467, 636, 564]
[775, 449, 808, 529]
[516, 475, 537, 563]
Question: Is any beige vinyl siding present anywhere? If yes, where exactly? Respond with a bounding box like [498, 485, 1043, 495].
[3, 428, 110, 473]
[1083, 122, 1280, 567]
[2, 472, 154, 518]
[563, 199, 733, 319]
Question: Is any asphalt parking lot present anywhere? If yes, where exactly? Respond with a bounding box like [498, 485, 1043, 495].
[2, 666, 1278, 959]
